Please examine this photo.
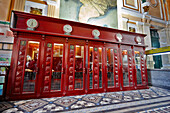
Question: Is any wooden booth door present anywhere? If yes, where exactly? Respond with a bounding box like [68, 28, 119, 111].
[11, 40, 41, 97]
[134, 47, 148, 89]
[66, 39, 86, 95]
[40, 37, 66, 97]
[120, 45, 135, 90]
[105, 43, 120, 92]
[87, 41, 104, 93]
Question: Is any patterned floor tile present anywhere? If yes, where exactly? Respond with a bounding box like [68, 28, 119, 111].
[42, 97, 59, 102]
[74, 95, 85, 99]
[162, 107, 170, 112]
[105, 92, 123, 101]
[82, 95, 102, 103]
[1, 86, 170, 113]
[123, 95, 133, 101]
[2, 108, 23, 113]
[97, 93, 105, 96]
[124, 92, 141, 100]
[139, 89, 158, 99]
[100, 98, 111, 105]
[70, 101, 91, 109]
[33, 104, 63, 113]
[18, 99, 48, 112]
[0, 102, 13, 112]
[112, 99, 121, 103]
[54, 97, 77, 107]
[151, 87, 170, 96]
[12, 100, 32, 106]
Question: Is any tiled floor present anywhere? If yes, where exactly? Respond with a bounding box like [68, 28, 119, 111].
[0, 86, 170, 113]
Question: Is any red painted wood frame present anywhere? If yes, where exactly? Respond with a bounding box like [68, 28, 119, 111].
[105, 43, 120, 92]
[6, 35, 148, 100]
[65, 39, 86, 96]
[6, 33, 44, 100]
[87, 41, 104, 94]
[40, 36, 66, 98]
[6, 11, 148, 100]
[120, 45, 135, 91]
[134, 46, 148, 89]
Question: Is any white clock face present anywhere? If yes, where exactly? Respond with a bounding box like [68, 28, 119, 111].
[63, 25, 72, 33]
[116, 33, 123, 42]
[136, 36, 141, 43]
[92, 29, 100, 37]
[26, 19, 38, 28]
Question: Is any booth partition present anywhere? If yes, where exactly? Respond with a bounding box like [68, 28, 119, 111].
[6, 11, 148, 100]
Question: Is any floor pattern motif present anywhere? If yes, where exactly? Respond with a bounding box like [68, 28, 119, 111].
[0, 86, 170, 113]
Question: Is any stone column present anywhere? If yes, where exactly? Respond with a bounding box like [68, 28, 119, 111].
[143, 23, 154, 69]
[47, 4, 56, 17]
[47, 0, 60, 18]
[143, 23, 152, 49]
[136, 22, 143, 34]
[13, 0, 26, 11]
[158, 25, 170, 69]
[121, 18, 128, 31]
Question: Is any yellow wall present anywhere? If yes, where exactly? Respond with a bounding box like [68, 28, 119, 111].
[126, 0, 135, 7]
[148, 0, 162, 19]
[0, 0, 11, 21]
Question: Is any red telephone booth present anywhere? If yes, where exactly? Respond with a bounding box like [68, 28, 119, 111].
[6, 11, 148, 100]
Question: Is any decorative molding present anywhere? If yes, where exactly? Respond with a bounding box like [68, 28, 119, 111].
[121, 7, 167, 25]
[158, 0, 164, 20]
[13, 0, 26, 11]
[46, 0, 57, 5]
[122, 18, 129, 22]
[47, 4, 56, 17]
[141, 2, 150, 14]
[123, 0, 139, 11]
[127, 22, 137, 32]
[148, 0, 158, 8]
[25, 1, 48, 16]
[27, 0, 47, 5]
[136, 21, 144, 25]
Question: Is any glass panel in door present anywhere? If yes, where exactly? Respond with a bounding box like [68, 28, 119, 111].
[99, 47, 102, 88]
[51, 43, 63, 91]
[89, 47, 103, 90]
[75, 45, 84, 89]
[23, 41, 40, 92]
[122, 50, 129, 86]
[107, 48, 114, 87]
[134, 51, 142, 85]
[68, 44, 84, 91]
[89, 47, 93, 89]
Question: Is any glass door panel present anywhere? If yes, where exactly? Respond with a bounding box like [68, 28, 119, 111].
[105, 44, 119, 91]
[88, 46, 103, 91]
[23, 41, 40, 92]
[107, 48, 114, 87]
[51, 43, 63, 91]
[134, 51, 142, 85]
[99, 47, 102, 88]
[122, 50, 129, 86]
[67, 44, 85, 92]
[89, 47, 93, 89]
[75, 45, 84, 90]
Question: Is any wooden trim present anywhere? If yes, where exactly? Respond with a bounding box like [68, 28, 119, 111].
[7, 0, 15, 21]
[11, 28, 148, 48]
[27, 0, 47, 5]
